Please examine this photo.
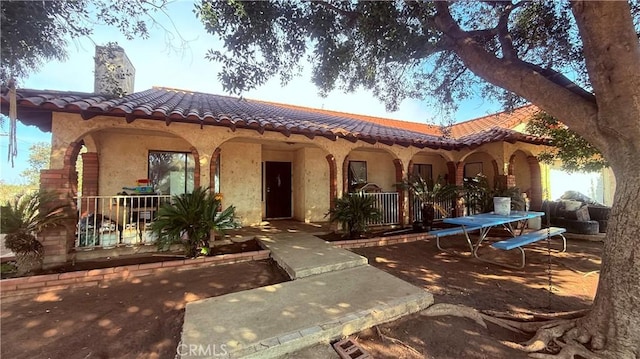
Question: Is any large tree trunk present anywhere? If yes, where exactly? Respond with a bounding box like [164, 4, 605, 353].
[577, 159, 640, 358]
[433, 1, 640, 357]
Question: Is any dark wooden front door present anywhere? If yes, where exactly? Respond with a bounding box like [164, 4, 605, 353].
[265, 161, 292, 218]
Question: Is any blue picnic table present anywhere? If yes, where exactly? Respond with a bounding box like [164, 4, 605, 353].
[431, 211, 564, 268]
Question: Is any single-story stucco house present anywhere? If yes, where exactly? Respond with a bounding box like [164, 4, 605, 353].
[1, 47, 567, 267]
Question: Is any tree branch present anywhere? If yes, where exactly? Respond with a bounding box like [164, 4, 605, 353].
[432, 1, 603, 150]
[571, 1, 640, 143]
[315, 1, 360, 24]
[496, 2, 517, 59]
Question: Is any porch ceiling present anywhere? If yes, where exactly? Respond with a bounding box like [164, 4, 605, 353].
[1, 87, 552, 150]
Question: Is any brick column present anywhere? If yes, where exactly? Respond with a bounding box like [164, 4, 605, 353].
[393, 159, 405, 226]
[454, 162, 465, 217]
[37, 141, 82, 267]
[81, 152, 99, 195]
[190, 147, 200, 189]
[407, 160, 415, 222]
[39, 168, 78, 267]
[446, 161, 457, 185]
[210, 148, 221, 191]
[342, 156, 350, 194]
[326, 154, 337, 209]
[496, 174, 517, 189]
[527, 156, 543, 210]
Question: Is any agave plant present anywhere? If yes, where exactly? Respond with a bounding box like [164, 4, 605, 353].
[149, 187, 239, 257]
[326, 193, 381, 239]
[1, 191, 71, 275]
[403, 174, 459, 230]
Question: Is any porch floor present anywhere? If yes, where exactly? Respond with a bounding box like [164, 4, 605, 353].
[181, 233, 433, 358]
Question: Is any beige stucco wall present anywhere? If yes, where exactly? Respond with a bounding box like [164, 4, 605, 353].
[410, 153, 449, 180]
[511, 150, 532, 194]
[293, 150, 305, 222]
[94, 131, 193, 195]
[348, 149, 397, 192]
[220, 141, 262, 225]
[296, 147, 330, 222]
[463, 152, 496, 186]
[49, 111, 564, 227]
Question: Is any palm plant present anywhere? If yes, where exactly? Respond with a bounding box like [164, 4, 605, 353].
[1, 191, 70, 275]
[463, 174, 525, 214]
[326, 193, 381, 239]
[404, 174, 459, 230]
[149, 187, 239, 257]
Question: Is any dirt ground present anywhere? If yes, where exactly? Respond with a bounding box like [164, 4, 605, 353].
[1, 223, 602, 359]
[0, 259, 289, 359]
[350, 235, 602, 359]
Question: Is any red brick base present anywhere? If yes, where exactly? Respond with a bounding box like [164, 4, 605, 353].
[1, 250, 270, 302]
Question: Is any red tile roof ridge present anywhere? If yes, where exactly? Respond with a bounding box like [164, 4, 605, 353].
[151, 86, 443, 135]
[449, 104, 541, 138]
[252, 98, 442, 135]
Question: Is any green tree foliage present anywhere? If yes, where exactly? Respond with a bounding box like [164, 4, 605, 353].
[195, 1, 639, 115]
[197, 2, 640, 357]
[0, 0, 168, 84]
[20, 142, 51, 186]
[526, 112, 607, 173]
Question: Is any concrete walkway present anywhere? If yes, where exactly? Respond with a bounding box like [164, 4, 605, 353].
[181, 233, 433, 358]
[257, 233, 368, 279]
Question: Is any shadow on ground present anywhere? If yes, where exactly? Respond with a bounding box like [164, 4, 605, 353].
[1, 260, 289, 359]
[349, 236, 602, 358]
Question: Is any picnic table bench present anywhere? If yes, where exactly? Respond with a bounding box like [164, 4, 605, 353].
[486, 226, 567, 269]
[429, 225, 482, 253]
[430, 211, 567, 269]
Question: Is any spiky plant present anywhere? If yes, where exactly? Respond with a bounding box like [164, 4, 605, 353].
[1, 191, 70, 275]
[403, 174, 459, 230]
[326, 193, 381, 239]
[149, 187, 239, 257]
[463, 174, 526, 214]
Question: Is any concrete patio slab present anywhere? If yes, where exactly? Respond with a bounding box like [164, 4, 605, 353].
[181, 265, 433, 359]
[257, 233, 368, 279]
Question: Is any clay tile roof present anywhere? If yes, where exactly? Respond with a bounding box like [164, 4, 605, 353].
[457, 127, 552, 148]
[1, 87, 548, 149]
[449, 105, 540, 138]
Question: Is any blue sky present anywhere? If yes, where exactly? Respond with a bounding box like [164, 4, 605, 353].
[0, 1, 501, 184]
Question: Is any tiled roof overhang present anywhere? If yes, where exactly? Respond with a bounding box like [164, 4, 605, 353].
[1, 88, 460, 150]
[0, 87, 551, 150]
[458, 127, 552, 148]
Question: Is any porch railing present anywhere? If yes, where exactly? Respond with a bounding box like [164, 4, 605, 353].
[75, 195, 172, 249]
[361, 192, 399, 226]
[411, 197, 456, 223]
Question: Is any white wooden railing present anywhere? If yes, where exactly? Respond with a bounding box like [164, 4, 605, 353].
[75, 195, 172, 249]
[361, 192, 400, 226]
[411, 197, 456, 223]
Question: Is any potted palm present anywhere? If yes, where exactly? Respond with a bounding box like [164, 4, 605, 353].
[1, 191, 70, 275]
[326, 193, 382, 239]
[149, 187, 239, 257]
[404, 175, 459, 231]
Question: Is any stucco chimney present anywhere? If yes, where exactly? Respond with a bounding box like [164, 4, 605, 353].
[94, 44, 135, 96]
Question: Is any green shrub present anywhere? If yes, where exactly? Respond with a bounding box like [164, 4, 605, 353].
[326, 194, 381, 239]
[149, 187, 240, 257]
[1, 191, 71, 275]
